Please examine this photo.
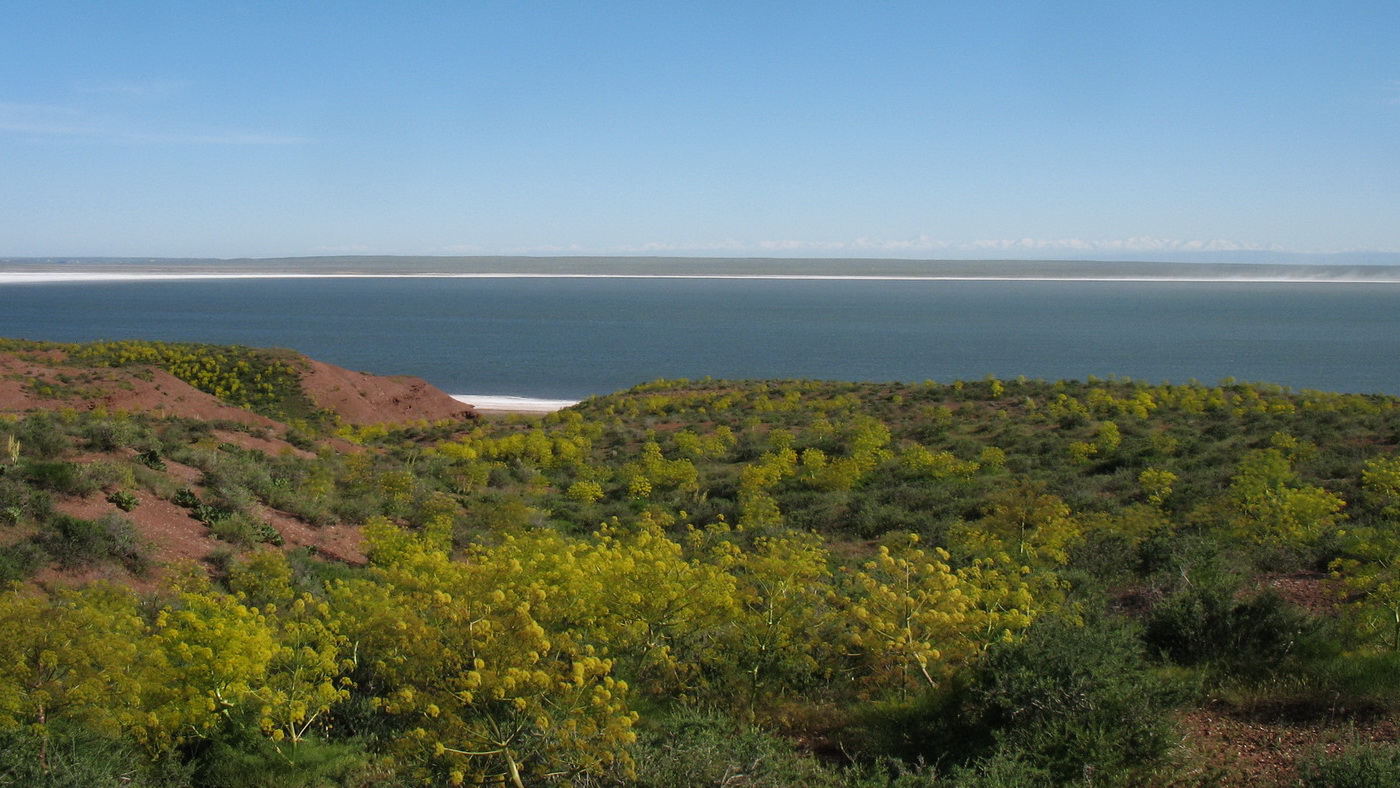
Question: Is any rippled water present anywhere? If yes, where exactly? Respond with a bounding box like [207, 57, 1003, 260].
[4, 277, 1399, 398]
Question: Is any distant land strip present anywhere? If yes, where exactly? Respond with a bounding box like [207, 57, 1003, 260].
[4, 255, 1400, 283]
[8, 273, 1400, 285]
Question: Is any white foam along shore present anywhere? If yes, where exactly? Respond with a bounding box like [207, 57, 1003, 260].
[452, 394, 580, 413]
[5, 271, 1400, 284]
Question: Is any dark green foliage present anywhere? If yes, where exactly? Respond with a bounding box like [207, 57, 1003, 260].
[947, 753, 1056, 788]
[156, 418, 214, 451]
[191, 503, 232, 524]
[206, 512, 284, 547]
[1144, 575, 1312, 674]
[1065, 529, 1140, 584]
[872, 615, 1174, 787]
[284, 546, 358, 593]
[94, 512, 150, 573]
[328, 494, 380, 525]
[1270, 648, 1400, 717]
[1297, 741, 1400, 788]
[462, 492, 535, 533]
[36, 512, 148, 572]
[37, 514, 114, 569]
[15, 414, 70, 460]
[283, 426, 317, 451]
[631, 708, 931, 788]
[0, 542, 45, 583]
[0, 725, 184, 788]
[191, 733, 371, 788]
[0, 476, 52, 525]
[172, 486, 282, 547]
[22, 461, 99, 496]
[136, 450, 166, 470]
[79, 416, 150, 453]
[106, 490, 139, 511]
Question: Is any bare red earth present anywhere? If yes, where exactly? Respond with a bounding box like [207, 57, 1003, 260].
[0, 346, 465, 587]
[297, 358, 476, 425]
[0, 348, 477, 426]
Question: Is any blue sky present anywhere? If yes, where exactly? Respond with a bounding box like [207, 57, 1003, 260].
[2, 2, 1397, 259]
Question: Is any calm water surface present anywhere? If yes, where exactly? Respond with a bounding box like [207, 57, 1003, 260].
[3, 278, 1398, 398]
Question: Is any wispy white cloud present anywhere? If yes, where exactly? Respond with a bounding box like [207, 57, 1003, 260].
[0, 100, 312, 145]
[0, 102, 88, 135]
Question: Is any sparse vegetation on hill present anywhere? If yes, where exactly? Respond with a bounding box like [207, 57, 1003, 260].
[1, 343, 1400, 785]
[1, 338, 320, 422]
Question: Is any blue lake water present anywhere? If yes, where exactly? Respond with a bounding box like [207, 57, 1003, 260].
[2, 277, 1398, 398]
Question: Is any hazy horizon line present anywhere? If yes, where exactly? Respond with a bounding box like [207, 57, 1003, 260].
[5, 272, 1400, 285]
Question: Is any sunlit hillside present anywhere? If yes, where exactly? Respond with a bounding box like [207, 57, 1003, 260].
[3, 341, 1400, 786]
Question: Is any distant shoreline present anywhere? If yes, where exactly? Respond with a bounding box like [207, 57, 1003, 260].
[5, 254, 1400, 284]
[6, 264, 1400, 398]
[452, 395, 580, 413]
[5, 272, 1400, 285]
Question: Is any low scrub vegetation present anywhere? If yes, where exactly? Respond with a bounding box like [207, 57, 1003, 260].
[1, 361, 1400, 784]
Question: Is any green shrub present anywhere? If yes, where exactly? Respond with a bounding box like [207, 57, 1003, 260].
[872, 615, 1175, 786]
[84, 461, 134, 491]
[1273, 648, 1400, 716]
[157, 418, 213, 451]
[172, 487, 201, 508]
[0, 476, 52, 525]
[80, 417, 145, 452]
[329, 494, 381, 525]
[965, 616, 1175, 785]
[106, 490, 140, 511]
[1297, 740, 1400, 788]
[631, 708, 888, 788]
[38, 514, 113, 568]
[285, 546, 359, 593]
[0, 724, 190, 788]
[15, 413, 70, 459]
[192, 502, 234, 525]
[202, 481, 261, 521]
[131, 464, 177, 500]
[96, 512, 150, 573]
[36, 512, 149, 572]
[192, 733, 372, 788]
[1144, 577, 1311, 674]
[0, 541, 45, 583]
[206, 511, 283, 547]
[948, 752, 1055, 788]
[22, 461, 99, 496]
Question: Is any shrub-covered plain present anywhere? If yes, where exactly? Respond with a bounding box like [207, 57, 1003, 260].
[3, 368, 1400, 785]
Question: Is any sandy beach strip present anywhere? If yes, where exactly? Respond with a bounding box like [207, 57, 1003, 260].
[452, 394, 580, 413]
